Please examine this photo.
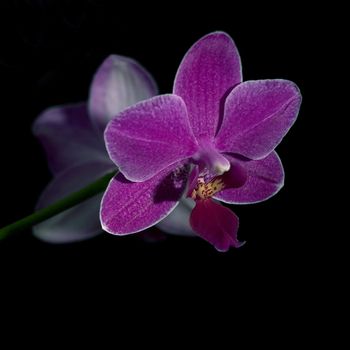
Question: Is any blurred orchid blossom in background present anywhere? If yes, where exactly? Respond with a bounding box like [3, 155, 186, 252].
[101, 32, 302, 251]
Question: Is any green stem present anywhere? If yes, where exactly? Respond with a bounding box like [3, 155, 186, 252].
[0, 170, 117, 240]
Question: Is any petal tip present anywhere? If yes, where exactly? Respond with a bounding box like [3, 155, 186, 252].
[215, 240, 245, 252]
[88, 54, 158, 133]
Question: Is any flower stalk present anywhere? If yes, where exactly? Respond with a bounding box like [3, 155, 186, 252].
[0, 171, 117, 240]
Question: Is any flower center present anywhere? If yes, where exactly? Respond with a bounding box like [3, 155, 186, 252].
[191, 177, 225, 200]
[192, 141, 230, 176]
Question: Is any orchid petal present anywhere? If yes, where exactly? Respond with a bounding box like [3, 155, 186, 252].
[32, 103, 108, 175]
[190, 199, 242, 252]
[156, 197, 196, 236]
[220, 160, 247, 189]
[100, 163, 190, 234]
[215, 79, 301, 159]
[104, 94, 198, 182]
[89, 55, 158, 134]
[174, 32, 242, 140]
[214, 152, 284, 204]
[33, 161, 115, 243]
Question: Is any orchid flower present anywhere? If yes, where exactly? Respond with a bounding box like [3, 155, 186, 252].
[101, 32, 302, 251]
[32, 55, 158, 243]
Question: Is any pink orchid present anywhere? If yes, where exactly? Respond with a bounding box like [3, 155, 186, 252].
[101, 32, 302, 251]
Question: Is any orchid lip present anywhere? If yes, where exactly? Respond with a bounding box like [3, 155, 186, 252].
[190, 176, 226, 200]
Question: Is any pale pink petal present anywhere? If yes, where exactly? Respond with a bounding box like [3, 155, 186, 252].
[156, 197, 196, 236]
[33, 161, 115, 243]
[33, 103, 108, 174]
[89, 55, 157, 134]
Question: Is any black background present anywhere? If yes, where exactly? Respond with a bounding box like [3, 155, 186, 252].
[0, 1, 325, 303]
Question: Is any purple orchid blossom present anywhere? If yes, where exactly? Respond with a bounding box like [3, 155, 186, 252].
[101, 32, 302, 251]
[32, 55, 160, 243]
